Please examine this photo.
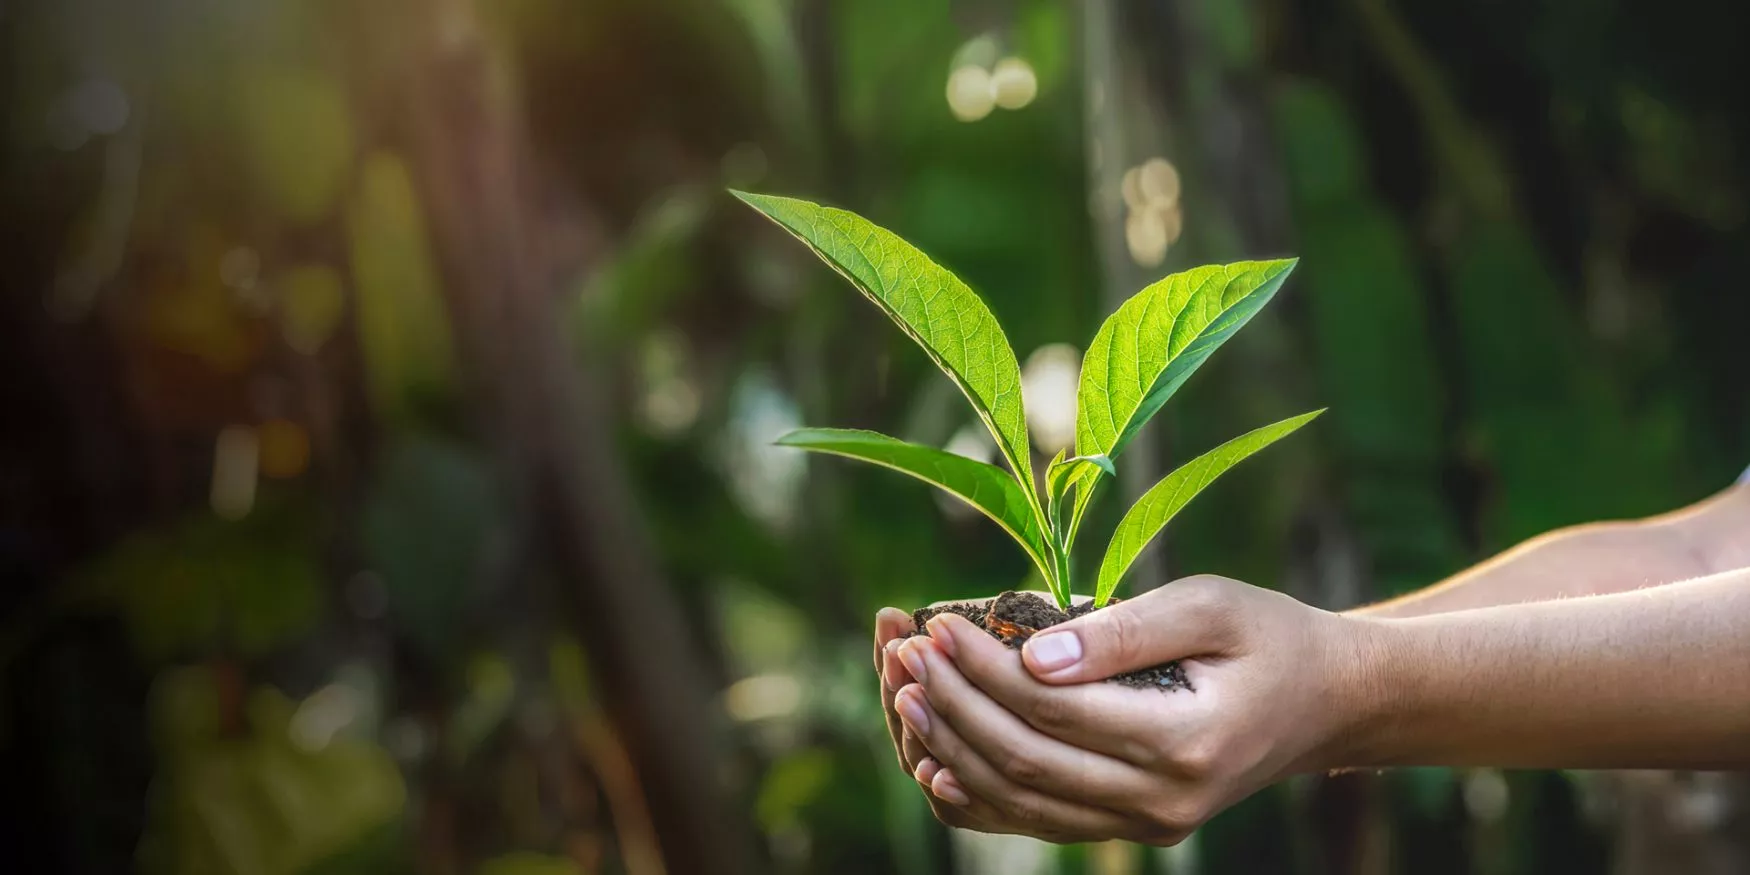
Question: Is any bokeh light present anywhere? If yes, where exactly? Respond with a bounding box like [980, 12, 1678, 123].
[210, 425, 261, 520]
[989, 58, 1038, 110]
[1122, 156, 1185, 266]
[947, 40, 1039, 122]
[1020, 343, 1080, 453]
[7, 2, 1747, 872]
[946, 64, 995, 122]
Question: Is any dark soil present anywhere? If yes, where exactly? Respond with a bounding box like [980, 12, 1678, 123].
[909, 591, 1192, 692]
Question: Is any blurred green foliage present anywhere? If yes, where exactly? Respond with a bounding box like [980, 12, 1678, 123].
[138, 670, 405, 875]
[3, 0, 1747, 873]
[77, 505, 324, 663]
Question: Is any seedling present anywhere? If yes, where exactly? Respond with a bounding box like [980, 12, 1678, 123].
[734, 191, 1321, 611]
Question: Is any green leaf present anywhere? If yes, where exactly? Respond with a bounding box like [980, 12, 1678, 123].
[1044, 452, 1114, 533]
[1094, 410, 1322, 605]
[1062, 474, 1104, 553]
[733, 191, 1037, 503]
[775, 428, 1052, 582]
[1040, 451, 1114, 604]
[1046, 453, 1115, 501]
[1044, 448, 1069, 485]
[1076, 259, 1298, 461]
[1068, 260, 1298, 553]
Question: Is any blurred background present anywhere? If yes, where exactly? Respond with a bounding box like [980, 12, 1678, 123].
[2, 0, 1747, 872]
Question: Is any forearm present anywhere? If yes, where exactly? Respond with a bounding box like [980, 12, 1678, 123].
[1356, 484, 1749, 619]
[1344, 566, 1750, 770]
[1354, 521, 1702, 618]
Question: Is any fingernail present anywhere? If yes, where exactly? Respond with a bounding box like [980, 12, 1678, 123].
[898, 640, 928, 683]
[924, 616, 957, 657]
[932, 769, 970, 806]
[914, 757, 940, 785]
[895, 689, 930, 736]
[1025, 631, 1083, 672]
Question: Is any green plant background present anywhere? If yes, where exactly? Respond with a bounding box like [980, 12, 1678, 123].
[1, 0, 1745, 873]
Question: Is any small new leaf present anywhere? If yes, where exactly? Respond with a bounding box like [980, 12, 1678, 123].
[1045, 452, 1114, 532]
[733, 191, 1038, 506]
[1046, 453, 1116, 501]
[775, 428, 1053, 584]
[1094, 409, 1323, 606]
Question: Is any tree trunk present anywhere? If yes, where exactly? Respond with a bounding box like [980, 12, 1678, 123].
[366, 2, 751, 872]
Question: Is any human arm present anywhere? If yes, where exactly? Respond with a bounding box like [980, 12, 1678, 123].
[1358, 482, 1750, 618]
[887, 565, 1750, 843]
[1355, 565, 1750, 768]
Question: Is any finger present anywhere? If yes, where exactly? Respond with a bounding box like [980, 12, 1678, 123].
[875, 607, 914, 670]
[895, 684, 1146, 842]
[925, 613, 1182, 761]
[915, 758, 983, 829]
[1021, 576, 1240, 684]
[914, 756, 941, 786]
[891, 609, 1094, 839]
[915, 757, 1027, 835]
[882, 640, 917, 771]
[888, 640, 948, 780]
[931, 770, 1136, 844]
[877, 608, 916, 769]
[900, 706, 936, 777]
[919, 760, 1090, 841]
[901, 635, 1154, 808]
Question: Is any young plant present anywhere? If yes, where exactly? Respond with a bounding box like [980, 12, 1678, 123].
[733, 191, 1321, 610]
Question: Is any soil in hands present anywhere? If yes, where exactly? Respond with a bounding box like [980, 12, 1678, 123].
[909, 591, 1192, 692]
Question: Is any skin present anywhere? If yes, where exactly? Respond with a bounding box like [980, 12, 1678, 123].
[874, 481, 1750, 844]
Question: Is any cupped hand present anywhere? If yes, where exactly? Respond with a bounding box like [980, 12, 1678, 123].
[875, 604, 984, 832]
[883, 575, 1381, 844]
[874, 592, 1088, 836]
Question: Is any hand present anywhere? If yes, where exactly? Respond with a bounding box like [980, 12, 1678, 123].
[888, 575, 1379, 844]
[875, 593, 1087, 836]
[875, 605, 983, 832]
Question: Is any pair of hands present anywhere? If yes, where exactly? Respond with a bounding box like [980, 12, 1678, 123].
[873, 576, 1376, 845]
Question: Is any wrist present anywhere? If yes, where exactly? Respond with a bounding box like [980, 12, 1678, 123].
[1311, 613, 1412, 771]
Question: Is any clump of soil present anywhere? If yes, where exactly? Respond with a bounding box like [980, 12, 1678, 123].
[909, 591, 1191, 692]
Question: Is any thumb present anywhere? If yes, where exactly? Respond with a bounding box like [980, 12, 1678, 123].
[1021, 576, 1240, 684]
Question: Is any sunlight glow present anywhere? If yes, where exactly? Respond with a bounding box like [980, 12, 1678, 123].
[1021, 343, 1080, 453]
[947, 65, 995, 122]
[210, 425, 260, 520]
[638, 330, 701, 436]
[720, 369, 804, 531]
[990, 58, 1038, 110]
[1464, 768, 1510, 822]
[1122, 157, 1185, 267]
[948, 54, 1039, 121]
[939, 424, 996, 520]
[725, 674, 803, 722]
[290, 683, 362, 752]
[945, 423, 996, 465]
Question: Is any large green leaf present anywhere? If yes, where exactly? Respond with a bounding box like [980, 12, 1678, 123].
[775, 428, 1051, 581]
[1076, 259, 1298, 461]
[1068, 260, 1298, 551]
[733, 191, 1037, 502]
[1094, 410, 1322, 605]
